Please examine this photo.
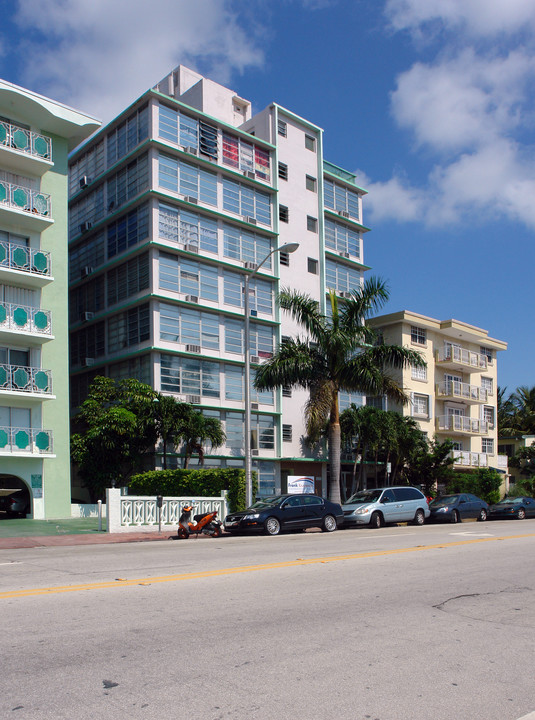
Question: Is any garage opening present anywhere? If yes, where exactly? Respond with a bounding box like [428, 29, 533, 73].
[0, 475, 31, 519]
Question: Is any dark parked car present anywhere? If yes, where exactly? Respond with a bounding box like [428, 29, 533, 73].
[0, 489, 30, 517]
[428, 493, 488, 523]
[224, 494, 344, 536]
[488, 496, 535, 520]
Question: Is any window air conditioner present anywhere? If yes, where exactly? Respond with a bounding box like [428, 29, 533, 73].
[83, 357, 95, 367]
[338, 210, 350, 218]
[79, 176, 91, 189]
[340, 291, 352, 299]
[251, 403, 259, 410]
[250, 309, 258, 317]
[79, 221, 92, 233]
[339, 252, 351, 259]
[185, 295, 199, 303]
[80, 311, 94, 322]
[243, 171, 256, 179]
[251, 449, 260, 456]
[242, 215, 257, 225]
[186, 344, 201, 354]
[244, 261, 257, 270]
[184, 146, 198, 155]
[184, 195, 198, 204]
[186, 395, 201, 404]
[81, 266, 94, 278]
[250, 356, 260, 365]
[185, 243, 199, 253]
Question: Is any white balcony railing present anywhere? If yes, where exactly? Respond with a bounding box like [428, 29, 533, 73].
[0, 120, 52, 160]
[0, 302, 52, 336]
[0, 426, 53, 454]
[452, 450, 489, 468]
[0, 364, 52, 395]
[436, 346, 488, 370]
[436, 380, 488, 403]
[437, 415, 488, 435]
[0, 240, 51, 276]
[0, 180, 51, 218]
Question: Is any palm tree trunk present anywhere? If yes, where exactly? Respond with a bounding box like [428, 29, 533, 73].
[328, 400, 342, 505]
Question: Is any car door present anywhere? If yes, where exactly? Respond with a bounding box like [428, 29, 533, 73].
[379, 489, 401, 523]
[302, 495, 325, 528]
[523, 498, 535, 517]
[280, 495, 307, 529]
[458, 494, 472, 519]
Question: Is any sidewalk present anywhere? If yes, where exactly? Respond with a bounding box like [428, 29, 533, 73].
[0, 517, 183, 549]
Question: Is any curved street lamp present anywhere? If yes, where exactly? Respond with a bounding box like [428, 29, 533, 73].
[244, 242, 299, 508]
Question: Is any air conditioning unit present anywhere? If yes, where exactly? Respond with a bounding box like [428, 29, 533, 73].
[250, 309, 257, 317]
[83, 357, 95, 367]
[79, 221, 92, 233]
[244, 261, 257, 270]
[186, 394, 201, 404]
[242, 215, 257, 225]
[185, 295, 199, 303]
[80, 311, 94, 322]
[250, 356, 260, 365]
[79, 176, 91, 189]
[81, 266, 94, 278]
[185, 243, 199, 253]
[251, 403, 259, 410]
[186, 344, 201, 353]
[243, 170, 256, 179]
[251, 449, 260, 456]
[340, 291, 352, 299]
[184, 146, 198, 155]
[339, 252, 350, 259]
[338, 210, 350, 218]
[183, 195, 198, 204]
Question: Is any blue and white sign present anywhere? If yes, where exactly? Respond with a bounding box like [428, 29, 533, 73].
[287, 476, 315, 494]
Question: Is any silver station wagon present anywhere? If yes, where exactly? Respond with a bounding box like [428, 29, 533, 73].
[342, 486, 430, 528]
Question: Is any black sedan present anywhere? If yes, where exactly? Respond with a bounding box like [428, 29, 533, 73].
[0, 489, 30, 517]
[224, 494, 344, 536]
[488, 496, 535, 520]
[428, 493, 488, 523]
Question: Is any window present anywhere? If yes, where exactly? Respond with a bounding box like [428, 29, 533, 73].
[279, 205, 289, 223]
[222, 133, 270, 181]
[158, 155, 217, 206]
[482, 438, 494, 454]
[324, 179, 360, 220]
[324, 219, 360, 258]
[412, 393, 429, 417]
[223, 225, 271, 267]
[306, 175, 317, 192]
[483, 406, 495, 428]
[278, 162, 288, 181]
[481, 376, 493, 393]
[307, 216, 317, 232]
[279, 252, 289, 266]
[480, 346, 493, 364]
[159, 253, 219, 301]
[159, 203, 218, 254]
[304, 134, 316, 151]
[411, 326, 426, 346]
[411, 364, 427, 381]
[340, 391, 365, 411]
[222, 178, 271, 225]
[282, 386, 292, 398]
[282, 424, 293, 442]
[160, 355, 220, 397]
[160, 304, 220, 349]
[277, 119, 287, 137]
[308, 258, 318, 274]
[325, 259, 361, 294]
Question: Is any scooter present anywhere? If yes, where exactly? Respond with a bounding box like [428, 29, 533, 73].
[177, 504, 222, 539]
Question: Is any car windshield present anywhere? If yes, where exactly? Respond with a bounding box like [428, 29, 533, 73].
[344, 490, 382, 505]
[430, 495, 459, 507]
[249, 495, 286, 510]
[495, 497, 521, 505]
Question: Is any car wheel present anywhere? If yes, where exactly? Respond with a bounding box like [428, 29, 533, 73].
[264, 517, 281, 536]
[517, 508, 526, 520]
[477, 509, 487, 521]
[322, 514, 337, 532]
[413, 509, 425, 526]
[370, 511, 382, 529]
[450, 509, 459, 524]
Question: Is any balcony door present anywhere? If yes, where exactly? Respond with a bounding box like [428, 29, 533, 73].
[0, 405, 31, 429]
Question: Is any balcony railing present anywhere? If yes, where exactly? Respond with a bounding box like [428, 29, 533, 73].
[0, 240, 51, 276]
[0, 302, 52, 336]
[436, 380, 488, 403]
[0, 426, 53, 454]
[0, 121, 51, 160]
[0, 180, 51, 218]
[437, 415, 488, 435]
[436, 346, 488, 370]
[452, 450, 489, 468]
[0, 364, 52, 395]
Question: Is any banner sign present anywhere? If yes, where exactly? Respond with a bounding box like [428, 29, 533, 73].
[287, 476, 315, 494]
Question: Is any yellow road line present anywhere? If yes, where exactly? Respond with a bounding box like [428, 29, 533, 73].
[1, 533, 534, 600]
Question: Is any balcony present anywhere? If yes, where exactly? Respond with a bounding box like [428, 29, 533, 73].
[0, 240, 52, 288]
[437, 415, 488, 436]
[0, 180, 53, 231]
[0, 426, 53, 455]
[0, 364, 53, 399]
[0, 120, 53, 176]
[436, 346, 488, 373]
[452, 450, 489, 468]
[436, 380, 489, 404]
[0, 302, 52, 343]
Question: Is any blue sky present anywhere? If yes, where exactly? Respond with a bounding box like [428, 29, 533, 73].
[1, 0, 534, 392]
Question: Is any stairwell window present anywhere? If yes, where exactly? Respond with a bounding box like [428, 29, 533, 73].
[307, 216, 318, 232]
[304, 134, 316, 152]
[278, 119, 287, 137]
[278, 162, 288, 181]
[282, 424, 293, 442]
[306, 175, 317, 192]
[279, 205, 289, 223]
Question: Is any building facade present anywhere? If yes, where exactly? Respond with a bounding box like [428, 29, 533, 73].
[369, 311, 508, 479]
[68, 66, 370, 497]
[0, 80, 99, 517]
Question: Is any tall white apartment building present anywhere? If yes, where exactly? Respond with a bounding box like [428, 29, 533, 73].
[68, 66, 369, 497]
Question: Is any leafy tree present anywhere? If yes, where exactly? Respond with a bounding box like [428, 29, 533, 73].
[255, 279, 426, 504]
[447, 468, 503, 504]
[177, 412, 226, 468]
[404, 437, 455, 496]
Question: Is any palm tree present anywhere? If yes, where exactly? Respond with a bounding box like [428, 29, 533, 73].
[254, 278, 426, 504]
[177, 411, 226, 468]
[510, 386, 535, 435]
[152, 393, 191, 470]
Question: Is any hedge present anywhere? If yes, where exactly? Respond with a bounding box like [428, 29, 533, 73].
[127, 468, 257, 512]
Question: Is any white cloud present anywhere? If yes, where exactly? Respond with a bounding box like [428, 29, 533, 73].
[385, 0, 535, 37]
[11, 0, 264, 121]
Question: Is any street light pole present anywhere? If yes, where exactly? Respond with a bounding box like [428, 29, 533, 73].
[244, 242, 299, 508]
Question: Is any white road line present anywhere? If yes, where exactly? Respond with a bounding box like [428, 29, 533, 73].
[450, 531, 494, 537]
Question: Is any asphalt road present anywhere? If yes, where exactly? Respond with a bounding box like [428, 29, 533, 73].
[1, 520, 534, 720]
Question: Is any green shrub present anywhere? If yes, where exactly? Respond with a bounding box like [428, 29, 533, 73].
[127, 468, 257, 512]
[446, 468, 503, 504]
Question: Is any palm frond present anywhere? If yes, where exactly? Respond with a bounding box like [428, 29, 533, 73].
[279, 288, 326, 343]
